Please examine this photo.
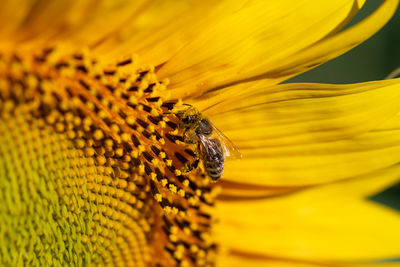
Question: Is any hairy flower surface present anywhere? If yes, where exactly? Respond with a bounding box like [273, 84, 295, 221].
[1, 0, 400, 266]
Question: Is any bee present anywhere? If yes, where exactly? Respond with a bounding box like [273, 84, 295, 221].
[176, 105, 241, 180]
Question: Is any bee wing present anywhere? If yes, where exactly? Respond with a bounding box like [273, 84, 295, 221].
[209, 124, 242, 159]
[198, 134, 219, 156]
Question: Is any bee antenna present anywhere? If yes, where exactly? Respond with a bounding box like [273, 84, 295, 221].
[182, 103, 192, 107]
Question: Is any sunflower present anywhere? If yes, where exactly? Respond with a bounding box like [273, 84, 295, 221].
[1, 0, 400, 266]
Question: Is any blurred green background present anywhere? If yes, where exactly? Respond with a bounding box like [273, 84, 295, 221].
[289, 0, 400, 83]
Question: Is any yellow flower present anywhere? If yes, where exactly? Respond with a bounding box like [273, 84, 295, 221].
[1, 0, 400, 266]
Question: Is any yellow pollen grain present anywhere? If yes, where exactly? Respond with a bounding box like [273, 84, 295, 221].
[174, 250, 183, 260]
[138, 145, 145, 153]
[98, 110, 107, 119]
[169, 184, 177, 194]
[171, 207, 179, 215]
[111, 104, 120, 113]
[178, 189, 185, 198]
[183, 227, 191, 235]
[169, 234, 177, 243]
[128, 96, 138, 105]
[138, 165, 145, 175]
[190, 245, 199, 254]
[188, 197, 198, 206]
[101, 98, 110, 107]
[121, 133, 130, 142]
[84, 147, 95, 157]
[130, 150, 139, 158]
[115, 148, 124, 157]
[110, 123, 120, 133]
[150, 109, 159, 116]
[164, 206, 172, 214]
[190, 223, 198, 231]
[126, 117, 135, 125]
[86, 101, 95, 110]
[170, 226, 178, 235]
[151, 159, 159, 167]
[183, 180, 190, 187]
[93, 129, 104, 140]
[195, 189, 202, 197]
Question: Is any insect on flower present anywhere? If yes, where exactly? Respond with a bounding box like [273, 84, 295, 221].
[176, 104, 242, 180]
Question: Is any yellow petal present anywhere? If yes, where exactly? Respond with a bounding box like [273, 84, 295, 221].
[204, 79, 400, 186]
[223, 129, 400, 186]
[218, 254, 330, 267]
[95, 0, 249, 67]
[0, 0, 252, 69]
[208, 79, 400, 142]
[219, 253, 400, 267]
[219, 180, 305, 199]
[264, 0, 398, 83]
[158, 0, 368, 98]
[215, 165, 400, 261]
[3, 1, 148, 46]
[0, 0, 36, 39]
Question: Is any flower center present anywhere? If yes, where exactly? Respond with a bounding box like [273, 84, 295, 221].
[0, 46, 219, 266]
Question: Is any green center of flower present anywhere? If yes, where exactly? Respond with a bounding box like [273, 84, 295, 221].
[0, 46, 219, 266]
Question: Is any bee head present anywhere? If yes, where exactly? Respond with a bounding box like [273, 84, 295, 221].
[181, 114, 196, 125]
[176, 107, 200, 128]
[197, 119, 212, 135]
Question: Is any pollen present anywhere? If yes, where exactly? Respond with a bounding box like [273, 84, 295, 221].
[0, 46, 218, 266]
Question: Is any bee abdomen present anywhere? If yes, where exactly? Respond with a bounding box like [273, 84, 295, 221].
[205, 164, 224, 180]
[202, 138, 225, 180]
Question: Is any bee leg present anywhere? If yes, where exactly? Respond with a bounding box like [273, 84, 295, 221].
[182, 158, 200, 173]
[183, 129, 197, 144]
[181, 144, 200, 173]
